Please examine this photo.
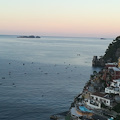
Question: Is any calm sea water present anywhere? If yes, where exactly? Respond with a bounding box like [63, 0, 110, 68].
[0, 35, 113, 120]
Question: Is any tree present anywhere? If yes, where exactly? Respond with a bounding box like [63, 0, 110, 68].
[93, 71, 97, 75]
[103, 36, 120, 62]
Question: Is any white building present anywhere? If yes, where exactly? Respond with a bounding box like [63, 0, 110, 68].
[86, 92, 111, 109]
[110, 79, 120, 88]
[105, 87, 119, 94]
[105, 79, 120, 94]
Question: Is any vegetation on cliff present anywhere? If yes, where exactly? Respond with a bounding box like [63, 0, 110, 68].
[103, 36, 120, 62]
[112, 103, 120, 113]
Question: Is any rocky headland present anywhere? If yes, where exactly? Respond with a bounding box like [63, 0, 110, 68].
[92, 36, 120, 67]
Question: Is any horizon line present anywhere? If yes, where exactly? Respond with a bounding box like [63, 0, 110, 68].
[0, 34, 114, 39]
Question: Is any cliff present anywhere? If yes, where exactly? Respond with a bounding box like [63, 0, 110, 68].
[103, 36, 120, 62]
[92, 36, 120, 66]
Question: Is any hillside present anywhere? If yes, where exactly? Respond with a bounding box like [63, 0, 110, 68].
[103, 36, 120, 62]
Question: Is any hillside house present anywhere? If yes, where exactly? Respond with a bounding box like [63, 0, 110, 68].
[105, 79, 120, 94]
[86, 92, 112, 109]
[105, 63, 117, 69]
[105, 87, 119, 94]
[111, 79, 120, 88]
[108, 67, 120, 80]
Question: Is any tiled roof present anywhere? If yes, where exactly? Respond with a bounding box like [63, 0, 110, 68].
[108, 67, 120, 71]
[106, 63, 117, 65]
[92, 92, 105, 97]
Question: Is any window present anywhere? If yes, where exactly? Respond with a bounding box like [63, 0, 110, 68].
[91, 96, 94, 99]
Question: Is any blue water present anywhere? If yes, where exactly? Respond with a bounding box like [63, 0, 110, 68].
[0, 35, 113, 120]
[79, 106, 92, 113]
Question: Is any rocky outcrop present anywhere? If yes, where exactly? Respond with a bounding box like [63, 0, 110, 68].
[92, 36, 120, 67]
[92, 56, 105, 67]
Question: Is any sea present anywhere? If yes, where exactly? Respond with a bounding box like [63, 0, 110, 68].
[0, 35, 113, 120]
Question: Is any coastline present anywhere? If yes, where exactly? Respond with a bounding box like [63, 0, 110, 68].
[50, 61, 120, 120]
[50, 36, 120, 120]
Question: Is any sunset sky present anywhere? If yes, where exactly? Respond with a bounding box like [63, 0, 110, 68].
[0, 0, 120, 37]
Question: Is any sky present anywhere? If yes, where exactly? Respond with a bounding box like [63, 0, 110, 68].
[0, 0, 120, 38]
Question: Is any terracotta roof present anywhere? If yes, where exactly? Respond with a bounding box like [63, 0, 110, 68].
[108, 67, 120, 71]
[91, 92, 105, 97]
[105, 63, 117, 65]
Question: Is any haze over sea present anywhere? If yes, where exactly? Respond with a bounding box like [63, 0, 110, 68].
[0, 35, 113, 120]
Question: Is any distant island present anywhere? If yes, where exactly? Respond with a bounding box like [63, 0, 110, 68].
[100, 38, 106, 40]
[17, 35, 40, 38]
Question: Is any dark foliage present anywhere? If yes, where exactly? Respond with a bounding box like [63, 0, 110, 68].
[115, 115, 120, 120]
[112, 103, 120, 113]
[103, 36, 120, 62]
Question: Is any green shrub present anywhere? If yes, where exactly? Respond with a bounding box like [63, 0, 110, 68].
[112, 103, 120, 113]
[114, 115, 120, 120]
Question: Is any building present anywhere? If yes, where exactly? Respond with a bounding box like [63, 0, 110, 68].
[105, 63, 117, 69]
[111, 79, 120, 88]
[86, 92, 112, 109]
[105, 79, 120, 94]
[108, 67, 120, 80]
[105, 87, 119, 94]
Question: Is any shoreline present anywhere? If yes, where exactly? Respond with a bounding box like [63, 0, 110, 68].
[50, 111, 69, 120]
[50, 62, 120, 120]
